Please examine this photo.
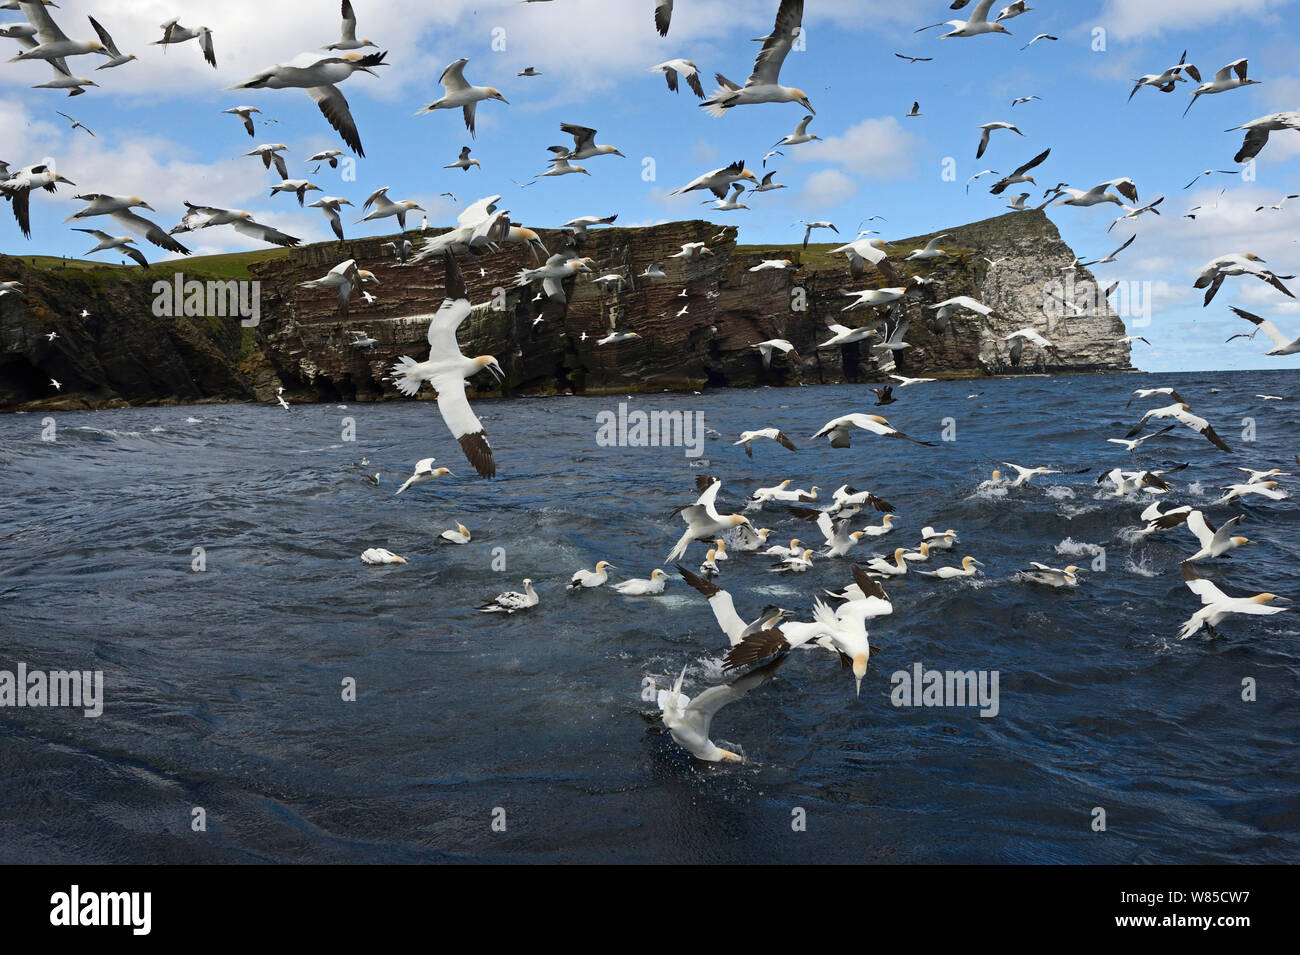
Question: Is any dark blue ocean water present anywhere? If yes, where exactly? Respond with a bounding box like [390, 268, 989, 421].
[1, 370, 1297, 863]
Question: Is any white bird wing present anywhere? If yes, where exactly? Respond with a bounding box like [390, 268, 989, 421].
[686, 660, 780, 726]
[747, 0, 803, 87]
[1181, 563, 1228, 605]
[441, 57, 471, 92]
[1184, 510, 1215, 549]
[20, 0, 70, 44]
[340, 0, 359, 42]
[87, 16, 122, 57]
[426, 253, 472, 355]
[457, 194, 501, 228]
[968, 0, 998, 24]
[430, 369, 494, 478]
[1230, 307, 1293, 349]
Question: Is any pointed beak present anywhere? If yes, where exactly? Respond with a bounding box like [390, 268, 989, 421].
[718, 750, 743, 763]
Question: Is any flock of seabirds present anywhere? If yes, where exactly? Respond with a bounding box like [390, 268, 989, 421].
[1, 0, 1298, 763]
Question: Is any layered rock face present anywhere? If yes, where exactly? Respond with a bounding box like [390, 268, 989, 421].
[0, 210, 1131, 410]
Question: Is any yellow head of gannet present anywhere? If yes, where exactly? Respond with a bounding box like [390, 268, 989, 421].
[1253, 593, 1286, 605]
[791, 89, 814, 112]
[650, 569, 668, 581]
[740, 169, 760, 185]
[727, 514, 751, 528]
[882, 514, 895, 524]
[595, 561, 615, 573]
[1063, 565, 1080, 576]
[472, 355, 506, 382]
[486, 87, 509, 104]
[852, 653, 869, 696]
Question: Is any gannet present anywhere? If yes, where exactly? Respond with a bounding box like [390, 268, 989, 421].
[918, 556, 984, 579]
[10, 2, 106, 62]
[55, 111, 92, 136]
[569, 561, 615, 590]
[667, 478, 752, 562]
[1178, 563, 1287, 639]
[655, 0, 673, 36]
[863, 548, 908, 577]
[1052, 179, 1139, 208]
[862, 514, 896, 537]
[1011, 95, 1040, 106]
[395, 458, 453, 494]
[1, 162, 75, 239]
[891, 374, 937, 387]
[548, 123, 625, 162]
[222, 106, 261, 137]
[562, 214, 618, 238]
[1138, 503, 1193, 536]
[657, 656, 785, 763]
[1227, 307, 1300, 355]
[789, 507, 864, 558]
[1000, 462, 1064, 487]
[895, 53, 933, 63]
[730, 526, 771, 552]
[751, 338, 795, 369]
[921, 527, 959, 550]
[1128, 50, 1196, 100]
[639, 262, 667, 280]
[829, 234, 896, 279]
[798, 220, 837, 248]
[1216, 481, 1289, 504]
[1019, 562, 1080, 588]
[818, 322, 876, 348]
[752, 170, 787, 193]
[308, 196, 353, 242]
[228, 51, 386, 156]
[153, 18, 215, 66]
[701, 0, 812, 116]
[988, 148, 1051, 194]
[245, 143, 291, 180]
[918, 0, 1011, 37]
[1227, 111, 1300, 163]
[1107, 424, 1175, 451]
[1180, 512, 1249, 563]
[72, 229, 147, 267]
[1195, 254, 1294, 306]
[1128, 387, 1187, 407]
[775, 115, 820, 149]
[669, 241, 714, 261]
[812, 413, 932, 448]
[325, 0, 377, 51]
[929, 296, 992, 325]
[478, 579, 538, 614]
[360, 548, 406, 565]
[0, 281, 24, 298]
[672, 161, 760, 201]
[765, 483, 819, 504]
[1126, 403, 1231, 453]
[1020, 33, 1057, 49]
[299, 259, 374, 316]
[441, 146, 480, 173]
[700, 549, 721, 578]
[1185, 58, 1259, 116]
[358, 187, 424, 230]
[901, 542, 932, 563]
[906, 101, 922, 117]
[416, 58, 508, 137]
[613, 569, 668, 596]
[517, 254, 594, 304]
[676, 566, 789, 647]
[842, 287, 905, 311]
[771, 548, 814, 573]
[50, 378, 61, 391]
[349, 330, 377, 348]
[761, 537, 803, 558]
[188, 206, 300, 247]
[1237, 467, 1292, 484]
[1080, 234, 1135, 267]
[270, 179, 323, 207]
[976, 121, 1022, 159]
[390, 255, 502, 477]
[905, 235, 950, 261]
[517, 66, 540, 77]
[734, 428, 796, 457]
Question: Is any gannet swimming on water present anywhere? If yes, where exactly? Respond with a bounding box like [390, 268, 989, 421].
[569, 561, 615, 590]
[395, 458, 453, 494]
[613, 569, 668, 596]
[226, 51, 385, 156]
[730, 525, 771, 552]
[1181, 512, 1249, 562]
[771, 548, 814, 573]
[1107, 424, 1176, 452]
[766, 483, 819, 504]
[1216, 481, 1289, 504]
[701, 0, 812, 116]
[862, 514, 896, 537]
[478, 579, 538, 614]
[977, 470, 1007, 490]
[389, 254, 502, 478]
[1126, 403, 1231, 453]
[918, 556, 984, 579]
[762, 538, 804, 560]
[901, 542, 933, 563]
[360, 548, 406, 565]
[812, 413, 932, 448]
[1184, 58, 1259, 116]
[751, 338, 795, 369]
[657, 656, 786, 763]
[650, 59, 705, 98]
[700, 549, 721, 578]
[917, 0, 1012, 38]
[1177, 563, 1287, 639]
[325, 0, 377, 51]
[863, 548, 908, 577]
[920, 527, 958, 550]
[1019, 562, 1080, 587]
[439, 523, 471, 545]
[1227, 307, 1300, 355]
[416, 58, 508, 138]
[222, 106, 261, 137]
[734, 428, 797, 457]
[788, 507, 864, 558]
[670, 160, 759, 199]
[667, 479, 752, 562]
[1193, 254, 1294, 306]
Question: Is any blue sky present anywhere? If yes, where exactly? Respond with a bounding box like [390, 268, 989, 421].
[3, 0, 1300, 373]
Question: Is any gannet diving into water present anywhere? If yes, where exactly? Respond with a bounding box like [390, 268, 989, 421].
[667, 479, 752, 562]
[656, 656, 787, 763]
[389, 253, 503, 478]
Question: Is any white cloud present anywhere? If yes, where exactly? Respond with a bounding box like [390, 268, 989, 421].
[792, 117, 921, 180]
[1096, 0, 1292, 42]
[797, 168, 858, 208]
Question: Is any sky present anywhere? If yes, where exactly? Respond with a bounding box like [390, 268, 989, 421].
[3, 0, 1300, 373]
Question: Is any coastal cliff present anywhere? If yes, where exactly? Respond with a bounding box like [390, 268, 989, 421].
[0, 210, 1131, 411]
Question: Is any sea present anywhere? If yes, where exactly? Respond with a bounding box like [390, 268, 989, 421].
[1, 370, 1297, 863]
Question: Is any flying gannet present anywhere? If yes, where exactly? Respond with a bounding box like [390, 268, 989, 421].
[416, 58, 509, 138]
[1177, 563, 1287, 639]
[667, 478, 752, 562]
[701, 0, 811, 116]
